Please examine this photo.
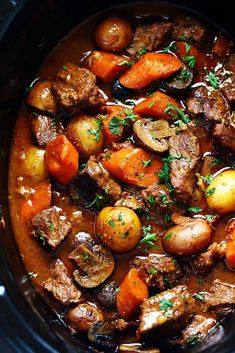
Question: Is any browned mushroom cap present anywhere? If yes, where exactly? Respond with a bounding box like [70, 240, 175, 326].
[163, 66, 193, 92]
[69, 243, 115, 288]
[66, 303, 104, 333]
[133, 119, 175, 153]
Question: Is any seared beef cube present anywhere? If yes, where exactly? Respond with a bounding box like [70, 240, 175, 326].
[72, 232, 95, 248]
[42, 259, 82, 305]
[219, 54, 235, 102]
[131, 254, 183, 290]
[172, 15, 207, 44]
[212, 34, 233, 57]
[96, 281, 117, 308]
[141, 184, 180, 214]
[191, 242, 226, 277]
[138, 285, 195, 339]
[26, 80, 58, 114]
[186, 87, 231, 124]
[70, 156, 122, 209]
[30, 206, 71, 250]
[213, 123, 235, 154]
[169, 131, 200, 203]
[115, 191, 145, 211]
[205, 280, 235, 317]
[126, 22, 172, 59]
[52, 63, 105, 114]
[179, 314, 216, 345]
[69, 243, 114, 288]
[31, 113, 63, 147]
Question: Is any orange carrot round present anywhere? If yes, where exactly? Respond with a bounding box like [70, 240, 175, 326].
[102, 106, 126, 144]
[44, 135, 79, 185]
[119, 52, 182, 89]
[116, 268, 149, 320]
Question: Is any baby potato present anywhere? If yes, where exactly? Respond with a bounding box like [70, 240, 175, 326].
[26, 80, 58, 114]
[206, 170, 235, 214]
[20, 146, 48, 183]
[95, 16, 133, 52]
[66, 115, 104, 160]
[96, 206, 141, 253]
[162, 218, 212, 257]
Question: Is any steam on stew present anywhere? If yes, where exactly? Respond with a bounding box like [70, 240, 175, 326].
[8, 3, 235, 352]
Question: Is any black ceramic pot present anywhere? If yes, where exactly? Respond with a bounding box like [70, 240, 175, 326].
[1, 1, 235, 352]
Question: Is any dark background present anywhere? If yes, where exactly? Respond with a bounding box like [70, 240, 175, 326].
[0, 1, 235, 352]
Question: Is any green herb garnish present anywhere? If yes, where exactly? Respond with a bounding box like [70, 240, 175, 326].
[200, 174, 214, 185]
[138, 46, 147, 55]
[193, 292, 205, 301]
[118, 60, 132, 68]
[88, 119, 102, 141]
[108, 219, 116, 228]
[163, 42, 177, 53]
[164, 232, 172, 240]
[205, 187, 216, 198]
[164, 104, 191, 126]
[147, 195, 156, 205]
[86, 194, 105, 209]
[140, 225, 157, 247]
[183, 55, 196, 69]
[142, 157, 153, 168]
[187, 206, 203, 213]
[205, 69, 220, 89]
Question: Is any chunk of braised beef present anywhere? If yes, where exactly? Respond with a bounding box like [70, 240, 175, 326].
[131, 254, 183, 291]
[42, 259, 82, 305]
[205, 280, 235, 317]
[52, 63, 105, 114]
[172, 15, 207, 44]
[96, 281, 117, 309]
[126, 22, 173, 59]
[169, 131, 201, 203]
[70, 156, 122, 209]
[30, 206, 71, 250]
[115, 191, 145, 212]
[72, 231, 95, 248]
[31, 113, 63, 147]
[138, 285, 195, 340]
[219, 54, 235, 102]
[213, 122, 235, 154]
[69, 242, 115, 288]
[191, 242, 226, 277]
[212, 34, 233, 57]
[141, 184, 180, 214]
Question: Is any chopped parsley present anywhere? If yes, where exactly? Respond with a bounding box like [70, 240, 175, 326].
[118, 60, 132, 68]
[147, 195, 156, 205]
[48, 222, 55, 231]
[108, 108, 138, 136]
[200, 174, 214, 185]
[138, 46, 147, 55]
[183, 55, 196, 69]
[211, 158, 222, 166]
[163, 42, 177, 53]
[88, 119, 102, 141]
[177, 67, 191, 81]
[150, 268, 157, 276]
[32, 111, 38, 117]
[187, 206, 203, 213]
[164, 213, 171, 225]
[62, 64, 68, 70]
[205, 69, 220, 89]
[35, 229, 46, 246]
[142, 157, 153, 168]
[193, 292, 205, 301]
[148, 101, 155, 108]
[160, 194, 173, 205]
[118, 213, 123, 221]
[205, 187, 216, 198]
[205, 214, 216, 222]
[185, 42, 191, 53]
[86, 194, 105, 209]
[140, 225, 157, 247]
[160, 298, 173, 317]
[164, 232, 172, 240]
[164, 104, 191, 126]
[108, 219, 116, 228]
[157, 154, 182, 191]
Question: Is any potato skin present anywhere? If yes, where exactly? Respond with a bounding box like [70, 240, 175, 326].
[20, 146, 48, 183]
[26, 80, 58, 114]
[66, 303, 104, 333]
[96, 206, 141, 253]
[206, 170, 235, 214]
[66, 115, 104, 160]
[95, 16, 133, 52]
[162, 219, 212, 257]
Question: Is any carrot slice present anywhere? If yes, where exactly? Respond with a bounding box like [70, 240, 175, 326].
[102, 146, 162, 187]
[88, 51, 132, 83]
[175, 41, 215, 71]
[226, 240, 235, 269]
[134, 91, 181, 120]
[119, 52, 182, 89]
[44, 135, 79, 185]
[116, 268, 149, 320]
[102, 106, 126, 145]
[20, 180, 51, 222]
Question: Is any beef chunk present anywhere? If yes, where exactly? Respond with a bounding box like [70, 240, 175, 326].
[205, 280, 235, 317]
[169, 131, 200, 202]
[191, 242, 226, 277]
[70, 156, 122, 209]
[131, 254, 183, 291]
[141, 184, 180, 214]
[126, 22, 172, 59]
[115, 191, 144, 211]
[72, 232, 95, 248]
[212, 34, 233, 57]
[52, 63, 105, 114]
[219, 54, 235, 102]
[31, 113, 63, 147]
[42, 259, 82, 305]
[69, 242, 114, 288]
[30, 206, 71, 250]
[179, 314, 216, 346]
[172, 15, 207, 44]
[213, 122, 235, 154]
[96, 281, 117, 308]
[186, 86, 231, 124]
[138, 285, 195, 339]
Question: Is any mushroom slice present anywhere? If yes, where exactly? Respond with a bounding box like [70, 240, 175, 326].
[164, 66, 193, 92]
[69, 243, 115, 288]
[133, 119, 175, 152]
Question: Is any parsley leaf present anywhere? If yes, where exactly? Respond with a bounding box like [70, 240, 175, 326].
[86, 194, 105, 209]
[163, 42, 177, 53]
[108, 116, 123, 136]
[200, 174, 214, 185]
[205, 69, 220, 89]
[193, 292, 205, 301]
[108, 219, 116, 227]
[205, 187, 216, 198]
[138, 46, 147, 55]
[142, 157, 153, 167]
[187, 207, 203, 213]
[164, 232, 172, 240]
[150, 268, 157, 276]
[205, 214, 216, 222]
[177, 67, 192, 81]
[140, 225, 157, 247]
[183, 55, 196, 69]
[164, 104, 191, 126]
[160, 298, 173, 317]
[88, 119, 102, 141]
[62, 64, 68, 70]
[157, 154, 182, 190]
[148, 101, 155, 108]
[185, 42, 191, 53]
[147, 195, 156, 204]
[118, 60, 132, 68]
